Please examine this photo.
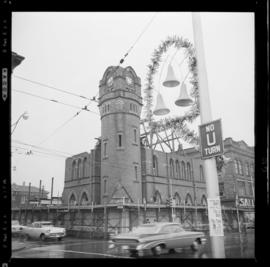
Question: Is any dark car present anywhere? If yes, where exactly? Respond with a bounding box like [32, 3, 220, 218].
[108, 222, 206, 257]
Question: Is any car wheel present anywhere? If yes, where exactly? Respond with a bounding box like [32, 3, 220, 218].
[57, 237, 62, 241]
[168, 248, 176, 254]
[40, 234, 46, 241]
[152, 245, 162, 256]
[191, 239, 201, 251]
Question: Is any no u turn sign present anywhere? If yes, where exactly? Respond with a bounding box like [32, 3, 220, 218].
[199, 119, 224, 159]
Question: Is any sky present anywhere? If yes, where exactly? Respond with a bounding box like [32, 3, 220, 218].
[11, 12, 254, 197]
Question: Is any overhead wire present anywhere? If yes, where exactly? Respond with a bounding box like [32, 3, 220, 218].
[13, 75, 94, 102]
[13, 88, 98, 114]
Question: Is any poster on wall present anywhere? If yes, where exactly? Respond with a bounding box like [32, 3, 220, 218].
[207, 197, 224, 236]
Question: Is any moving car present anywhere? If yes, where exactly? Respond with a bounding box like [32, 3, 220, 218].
[12, 220, 24, 236]
[108, 222, 207, 257]
[21, 221, 66, 241]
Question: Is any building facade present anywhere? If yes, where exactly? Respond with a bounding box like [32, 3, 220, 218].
[12, 182, 49, 208]
[61, 66, 254, 229]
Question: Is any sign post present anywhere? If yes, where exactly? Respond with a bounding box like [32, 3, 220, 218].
[192, 12, 225, 258]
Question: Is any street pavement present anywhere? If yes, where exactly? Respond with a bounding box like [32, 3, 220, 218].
[12, 230, 254, 259]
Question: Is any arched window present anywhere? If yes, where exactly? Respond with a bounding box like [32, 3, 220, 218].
[69, 193, 76, 206]
[181, 161, 186, 180]
[72, 161, 76, 180]
[80, 192, 88, 206]
[174, 193, 181, 206]
[201, 195, 207, 206]
[185, 193, 193, 206]
[175, 160, 180, 179]
[83, 157, 88, 177]
[153, 191, 162, 204]
[187, 162, 192, 181]
[77, 158, 82, 178]
[238, 160, 243, 175]
[170, 159, 175, 178]
[200, 165, 204, 182]
[245, 162, 250, 176]
[153, 155, 158, 176]
[234, 159, 239, 174]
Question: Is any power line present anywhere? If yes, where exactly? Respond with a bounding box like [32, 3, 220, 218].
[12, 140, 72, 157]
[13, 89, 99, 114]
[13, 75, 96, 102]
[37, 100, 94, 146]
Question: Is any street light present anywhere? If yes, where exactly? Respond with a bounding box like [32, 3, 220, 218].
[11, 111, 29, 135]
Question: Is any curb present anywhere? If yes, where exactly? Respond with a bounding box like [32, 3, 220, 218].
[12, 245, 26, 252]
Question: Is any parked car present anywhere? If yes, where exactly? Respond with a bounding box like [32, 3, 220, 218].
[12, 220, 24, 236]
[21, 221, 66, 241]
[108, 222, 207, 257]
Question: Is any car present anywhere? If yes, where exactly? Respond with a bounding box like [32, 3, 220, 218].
[21, 221, 66, 241]
[12, 220, 24, 236]
[108, 222, 207, 257]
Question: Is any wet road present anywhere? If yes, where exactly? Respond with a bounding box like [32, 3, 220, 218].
[12, 230, 254, 259]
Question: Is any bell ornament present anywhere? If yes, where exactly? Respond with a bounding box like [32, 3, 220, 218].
[153, 92, 170, 116]
[175, 82, 193, 107]
[162, 63, 180, 88]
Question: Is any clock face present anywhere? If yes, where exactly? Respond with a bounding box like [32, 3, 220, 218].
[126, 76, 133, 85]
[107, 76, 113, 86]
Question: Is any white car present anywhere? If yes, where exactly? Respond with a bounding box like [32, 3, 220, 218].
[22, 221, 66, 241]
[12, 220, 24, 236]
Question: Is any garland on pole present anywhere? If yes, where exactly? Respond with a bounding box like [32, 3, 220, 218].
[143, 35, 200, 146]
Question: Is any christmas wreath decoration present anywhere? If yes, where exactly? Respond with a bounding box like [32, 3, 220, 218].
[143, 35, 200, 146]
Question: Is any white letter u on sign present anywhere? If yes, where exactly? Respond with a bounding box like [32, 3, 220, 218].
[206, 132, 216, 146]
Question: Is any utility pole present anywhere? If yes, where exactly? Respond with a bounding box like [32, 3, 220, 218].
[39, 180, 42, 204]
[192, 12, 225, 257]
[28, 182, 31, 206]
[51, 177, 54, 205]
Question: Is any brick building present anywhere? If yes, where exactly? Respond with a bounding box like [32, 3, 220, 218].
[12, 182, 49, 208]
[62, 65, 254, 230]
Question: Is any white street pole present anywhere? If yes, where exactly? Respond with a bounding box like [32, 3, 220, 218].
[192, 12, 225, 258]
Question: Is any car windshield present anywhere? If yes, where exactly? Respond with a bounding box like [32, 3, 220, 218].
[40, 223, 53, 227]
[131, 225, 160, 234]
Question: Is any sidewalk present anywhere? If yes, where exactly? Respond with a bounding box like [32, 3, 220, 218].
[12, 240, 26, 252]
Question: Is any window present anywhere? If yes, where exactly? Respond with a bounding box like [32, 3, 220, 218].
[107, 104, 110, 112]
[234, 160, 239, 174]
[118, 134, 122, 147]
[133, 128, 137, 143]
[134, 166, 138, 180]
[238, 160, 243, 175]
[153, 191, 162, 204]
[80, 192, 88, 206]
[181, 161, 186, 180]
[175, 160, 180, 179]
[69, 194, 76, 206]
[83, 157, 88, 177]
[200, 165, 204, 182]
[250, 164, 254, 176]
[219, 183, 224, 196]
[77, 158, 82, 178]
[72, 161, 76, 179]
[201, 195, 207, 206]
[187, 162, 192, 181]
[247, 182, 253, 196]
[185, 194, 193, 206]
[174, 193, 181, 205]
[170, 159, 175, 178]
[103, 141, 108, 157]
[104, 180, 107, 194]
[246, 162, 250, 176]
[237, 181, 246, 196]
[153, 155, 158, 176]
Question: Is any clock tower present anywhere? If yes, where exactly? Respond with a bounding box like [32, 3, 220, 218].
[98, 66, 143, 205]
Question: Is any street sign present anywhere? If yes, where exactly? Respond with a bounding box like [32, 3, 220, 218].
[207, 197, 224, 236]
[199, 119, 224, 159]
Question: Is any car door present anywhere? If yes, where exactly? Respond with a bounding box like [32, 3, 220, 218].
[159, 225, 180, 249]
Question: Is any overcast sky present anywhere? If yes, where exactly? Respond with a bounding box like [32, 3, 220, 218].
[11, 12, 254, 197]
